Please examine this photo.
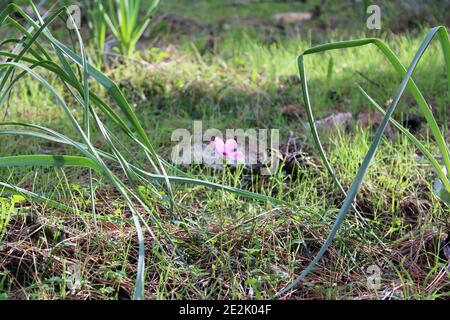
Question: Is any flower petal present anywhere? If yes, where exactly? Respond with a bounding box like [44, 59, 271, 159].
[213, 137, 225, 154]
[224, 139, 238, 154]
[228, 151, 244, 159]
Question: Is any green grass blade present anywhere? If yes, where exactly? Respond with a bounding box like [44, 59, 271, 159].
[357, 85, 450, 192]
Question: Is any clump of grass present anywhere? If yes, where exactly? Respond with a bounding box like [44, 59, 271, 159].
[277, 26, 449, 297]
[0, 2, 316, 299]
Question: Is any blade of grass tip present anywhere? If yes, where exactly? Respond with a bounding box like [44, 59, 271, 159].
[357, 85, 450, 192]
[276, 26, 446, 298]
[143, 0, 160, 19]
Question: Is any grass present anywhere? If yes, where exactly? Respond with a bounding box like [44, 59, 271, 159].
[0, 0, 449, 300]
[101, 0, 160, 57]
[2, 129, 447, 299]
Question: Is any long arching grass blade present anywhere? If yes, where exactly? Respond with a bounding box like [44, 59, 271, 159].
[357, 85, 449, 192]
[276, 26, 449, 297]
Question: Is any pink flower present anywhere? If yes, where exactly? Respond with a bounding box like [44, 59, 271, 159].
[212, 137, 244, 160]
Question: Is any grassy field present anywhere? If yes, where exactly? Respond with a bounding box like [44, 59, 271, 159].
[0, 0, 449, 300]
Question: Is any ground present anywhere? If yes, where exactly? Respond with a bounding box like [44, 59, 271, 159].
[0, 0, 449, 299]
